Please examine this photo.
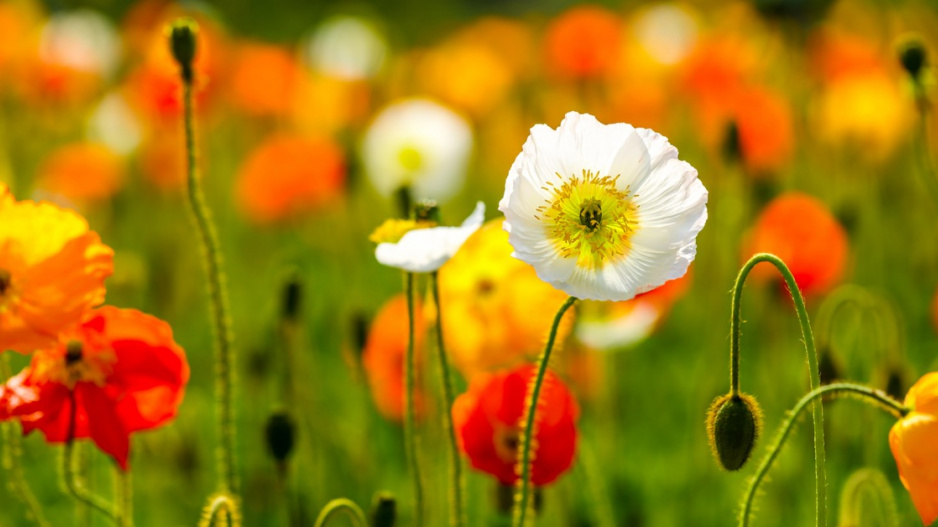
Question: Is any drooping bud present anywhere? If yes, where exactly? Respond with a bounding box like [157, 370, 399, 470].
[370, 492, 396, 527]
[264, 411, 296, 468]
[706, 393, 763, 471]
[168, 18, 198, 84]
[817, 346, 841, 386]
[898, 37, 928, 83]
[281, 273, 302, 322]
[884, 366, 906, 403]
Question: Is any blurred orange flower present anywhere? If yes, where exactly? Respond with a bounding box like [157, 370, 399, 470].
[744, 193, 848, 297]
[362, 294, 425, 422]
[139, 125, 188, 190]
[0, 184, 113, 352]
[0, 306, 189, 470]
[544, 6, 623, 80]
[452, 364, 578, 486]
[732, 86, 794, 175]
[418, 41, 514, 118]
[229, 43, 300, 117]
[438, 220, 574, 377]
[37, 142, 124, 205]
[235, 133, 345, 224]
[890, 372, 938, 525]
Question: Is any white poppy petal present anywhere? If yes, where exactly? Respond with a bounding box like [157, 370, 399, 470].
[375, 202, 485, 273]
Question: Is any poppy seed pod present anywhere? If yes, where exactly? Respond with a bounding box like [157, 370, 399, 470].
[264, 411, 296, 465]
[168, 19, 198, 83]
[898, 38, 928, 82]
[370, 492, 396, 527]
[707, 393, 763, 471]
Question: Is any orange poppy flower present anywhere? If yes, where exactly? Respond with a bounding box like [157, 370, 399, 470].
[0, 306, 189, 469]
[362, 295, 425, 422]
[438, 220, 574, 377]
[731, 86, 794, 175]
[235, 133, 346, 224]
[743, 193, 848, 297]
[452, 365, 579, 486]
[0, 184, 113, 352]
[543, 6, 623, 80]
[228, 43, 301, 117]
[889, 372, 938, 525]
[36, 142, 124, 205]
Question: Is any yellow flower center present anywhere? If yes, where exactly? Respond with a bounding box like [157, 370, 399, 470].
[535, 170, 638, 270]
[33, 340, 115, 389]
[398, 145, 424, 173]
[369, 218, 437, 244]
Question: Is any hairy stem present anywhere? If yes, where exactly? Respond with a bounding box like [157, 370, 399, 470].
[513, 296, 577, 527]
[740, 383, 907, 527]
[431, 272, 465, 527]
[62, 392, 116, 523]
[403, 272, 424, 525]
[197, 493, 240, 527]
[729, 253, 826, 526]
[314, 498, 369, 527]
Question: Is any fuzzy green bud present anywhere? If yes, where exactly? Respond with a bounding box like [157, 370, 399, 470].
[281, 273, 302, 321]
[264, 411, 296, 466]
[168, 18, 198, 84]
[707, 393, 763, 471]
[370, 492, 396, 527]
[898, 38, 928, 83]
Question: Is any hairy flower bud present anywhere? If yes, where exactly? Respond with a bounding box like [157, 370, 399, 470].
[898, 38, 928, 82]
[281, 273, 302, 321]
[264, 411, 296, 466]
[370, 492, 396, 527]
[707, 393, 763, 471]
[168, 18, 198, 84]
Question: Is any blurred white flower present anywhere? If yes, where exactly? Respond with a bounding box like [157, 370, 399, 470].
[40, 9, 121, 80]
[633, 3, 698, 65]
[304, 15, 387, 81]
[499, 112, 707, 301]
[576, 301, 659, 350]
[375, 201, 485, 273]
[362, 99, 473, 202]
[87, 92, 142, 155]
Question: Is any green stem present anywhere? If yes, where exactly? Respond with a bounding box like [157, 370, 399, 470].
[197, 493, 240, 527]
[62, 392, 116, 523]
[181, 75, 237, 495]
[729, 253, 826, 527]
[740, 383, 907, 527]
[837, 468, 898, 527]
[430, 271, 465, 527]
[313, 498, 369, 527]
[116, 467, 133, 527]
[914, 103, 938, 209]
[403, 272, 424, 525]
[513, 296, 577, 527]
[0, 356, 49, 527]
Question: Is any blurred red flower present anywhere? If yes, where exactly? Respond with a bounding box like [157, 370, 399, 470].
[37, 142, 125, 205]
[744, 193, 848, 296]
[362, 295, 425, 422]
[544, 6, 623, 80]
[0, 307, 189, 469]
[235, 133, 346, 224]
[452, 365, 579, 486]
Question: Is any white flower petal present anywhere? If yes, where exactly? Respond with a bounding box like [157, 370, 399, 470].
[375, 202, 485, 273]
[576, 302, 660, 350]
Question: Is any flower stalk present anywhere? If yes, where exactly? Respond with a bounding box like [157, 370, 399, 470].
[403, 271, 425, 525]
[729, 253, 826, 526]
[197, 494, 240, 527]
[513, 296, 577, 527]
[314, 498, 369, 527]
[62, 391, 117, 523]
[430, 271, 465, 527]
[740, 383, 908, 527]
[171, 18, 239, 498]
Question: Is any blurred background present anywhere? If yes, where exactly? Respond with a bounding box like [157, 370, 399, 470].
[0, 0, 937, 525]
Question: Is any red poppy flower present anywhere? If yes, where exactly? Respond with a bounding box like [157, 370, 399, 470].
[0, 306, 189, 469]
[452, 365, 579, 486]
[743, 193, 848, 297]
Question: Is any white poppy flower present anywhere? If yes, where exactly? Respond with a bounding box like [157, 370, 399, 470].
[375, 201, 485, 273]
[304, 15, 387, 81]
[362, 99, 473, 202]
[499, 112, 707, 301]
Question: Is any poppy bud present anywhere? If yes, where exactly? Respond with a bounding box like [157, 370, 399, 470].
[884, 367, 906, 403]
[898, 38, 928, 83]
[281, 274, 302, 321]
[350, 311, 368, 356]
[370, 492, 396, 527]
[707, 393, 763, 471]
[722, 121, 741, 164]
[395, 186, 411, 219]
[264, 411, 296, 466]
[168, 18, 198, 84]
[817, 346, 841, 386]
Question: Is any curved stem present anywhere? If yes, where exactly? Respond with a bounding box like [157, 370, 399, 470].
[513, 296, 577, 527]
[740, 383, 908, 527]
[729, 253, 827, 527]
[837, 468, 898, 527]
[314, 498, 369, 527]
[403, 272, 424, 525]
[62, 392, 116, 523]
[0, 356, 50, 527]
[431, 272, 464, 527]
[181, 75, 237, 495]
[197, 493, 240, 527]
